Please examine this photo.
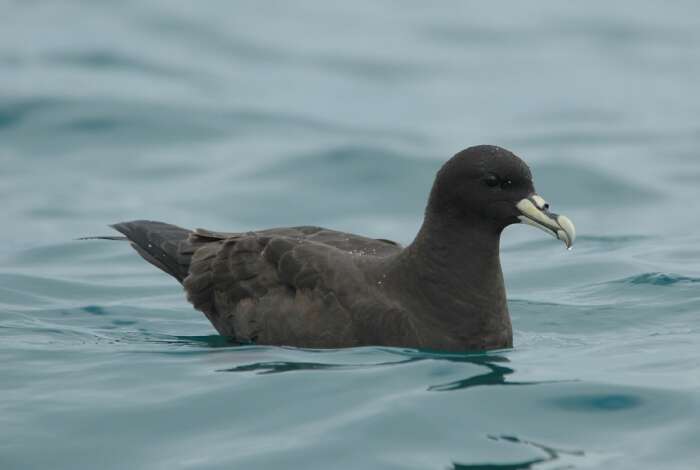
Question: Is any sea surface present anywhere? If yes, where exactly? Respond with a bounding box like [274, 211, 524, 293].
[2, 1, 700, 469]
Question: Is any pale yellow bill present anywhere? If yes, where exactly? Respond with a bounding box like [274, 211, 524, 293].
[516, 196, 576, 249]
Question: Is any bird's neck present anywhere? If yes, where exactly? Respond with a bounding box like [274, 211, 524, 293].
[389, 213, 512, 349]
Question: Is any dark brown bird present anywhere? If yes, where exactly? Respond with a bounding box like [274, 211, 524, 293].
[92, 145, 575, 351]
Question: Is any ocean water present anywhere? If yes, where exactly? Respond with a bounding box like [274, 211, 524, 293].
[2, 1, 700, 469]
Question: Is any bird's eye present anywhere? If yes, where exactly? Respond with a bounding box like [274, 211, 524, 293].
[500, 179, 513, 189]
[483, 174, 500, 187]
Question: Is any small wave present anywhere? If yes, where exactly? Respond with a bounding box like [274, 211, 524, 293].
[0, 98, 51, 130]
[526, 161, 660, 208]
[0, 272, 178, 307]
[5, 241, 129, 267]
[617, 272, 700, 286]
[575, 234, 650, 245]
[44, 50, 190, 79]
[252, 144, 436, 186]
[0, 97, 423, 155]
[502, 234, 650, 253]
[552, 393, 642, 412]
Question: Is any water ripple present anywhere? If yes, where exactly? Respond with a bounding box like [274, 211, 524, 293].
[453, 435, 586, 470]
[620, 272, 700, 286]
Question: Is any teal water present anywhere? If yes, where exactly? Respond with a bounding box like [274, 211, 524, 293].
[2, 1, 700, 469]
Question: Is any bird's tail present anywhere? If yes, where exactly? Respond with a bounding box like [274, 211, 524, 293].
[82, 220, 195, 283]
[77, 236, 128, 241]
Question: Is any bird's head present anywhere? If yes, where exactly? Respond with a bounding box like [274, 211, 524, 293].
[428, 145, 575, 248]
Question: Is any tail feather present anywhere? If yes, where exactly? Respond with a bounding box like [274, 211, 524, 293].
[109, 220, 194, 283]
[77, 236, 128, 241]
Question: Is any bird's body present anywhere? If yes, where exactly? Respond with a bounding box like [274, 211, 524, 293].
[112, 219, 511, 350]
[96, 146, 575, 351]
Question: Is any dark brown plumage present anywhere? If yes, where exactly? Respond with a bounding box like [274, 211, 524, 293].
[99, 145, 575, 351]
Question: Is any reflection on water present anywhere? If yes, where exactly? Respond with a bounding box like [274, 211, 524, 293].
[453, 435, 586, 470]
[426, 355, 562, 392]
[221, 352, 570, 392]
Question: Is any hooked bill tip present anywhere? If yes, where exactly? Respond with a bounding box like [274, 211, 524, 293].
[517, 196, 575, 249]
[556, 215, 576, 247]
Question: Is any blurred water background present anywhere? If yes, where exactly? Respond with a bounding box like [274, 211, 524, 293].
[1, 1, 700, 469]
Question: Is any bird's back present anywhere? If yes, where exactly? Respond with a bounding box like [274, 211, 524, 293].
[111, 220, 406, 346]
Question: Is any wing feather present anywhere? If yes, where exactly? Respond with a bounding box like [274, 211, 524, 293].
[182, 226, 401, 343]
